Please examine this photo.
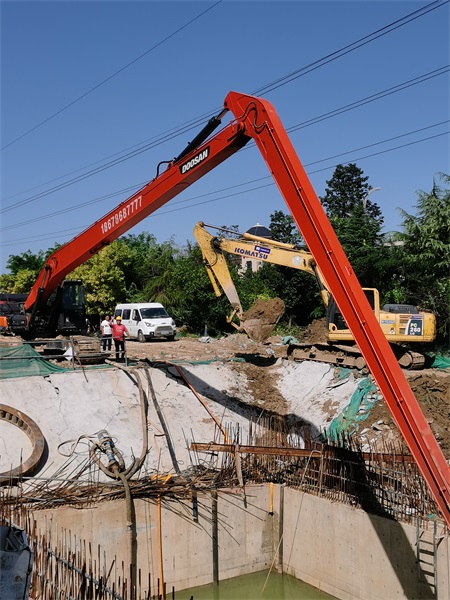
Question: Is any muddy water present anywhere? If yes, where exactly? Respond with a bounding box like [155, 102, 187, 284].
[180, 570, 337, 599]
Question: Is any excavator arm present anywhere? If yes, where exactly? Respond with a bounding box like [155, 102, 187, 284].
[22, 91, 449, 526]
[24, 106, 250, 315]
[193, 220, 332, 340]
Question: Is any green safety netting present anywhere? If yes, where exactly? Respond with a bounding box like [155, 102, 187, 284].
[0, 344, 71, 379]
[430, 355, 450, 369]
[326, 371, 381, 442]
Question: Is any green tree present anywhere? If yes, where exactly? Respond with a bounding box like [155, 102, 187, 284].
[254, 263, 321, 326]
[120, 232, 158, 296]
[142, 240, 179, 305]
[0, 274, 16, 293]
[69, 240, 134, 317]
[121, 233, 182, 304]
[265, 211, 324, 326]
[398, 172, 450, 342]
[320, 163, 383, 251]
[321, 163, 380, 221]
[1, 243, 64, 293]
[268, 210, 303, 245]
[165, 243, 232, 335]
[6, 250, 45, 275]
[0, 269, 38, 293]
[320, 164, 391, 290]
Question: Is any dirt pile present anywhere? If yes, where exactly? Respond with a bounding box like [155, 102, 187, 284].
[299, 317, 329, 344]
[240, 297, 285, 343]
[403, 370, 449, 456]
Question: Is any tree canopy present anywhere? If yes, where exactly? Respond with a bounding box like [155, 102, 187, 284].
[398, 172, 450, 340]
[1, 167, 448, 345]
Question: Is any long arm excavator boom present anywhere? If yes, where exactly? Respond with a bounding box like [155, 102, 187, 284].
[19, 91, 449, 527]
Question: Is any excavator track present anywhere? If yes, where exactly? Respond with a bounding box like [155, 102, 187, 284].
[390, 345, 426, 370]
[287, 342, 367, 370]
[286, 342, 426, 371]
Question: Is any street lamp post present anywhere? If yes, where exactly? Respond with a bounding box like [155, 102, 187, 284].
[362, 187, 381, 211]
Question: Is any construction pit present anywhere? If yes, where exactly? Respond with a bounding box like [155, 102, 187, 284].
[1, 330, 449, 600]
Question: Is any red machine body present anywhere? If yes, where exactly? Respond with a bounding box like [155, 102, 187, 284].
[24, 92, 450, 527]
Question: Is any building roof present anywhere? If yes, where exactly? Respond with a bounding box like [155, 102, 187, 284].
[246, 223, 272, 238]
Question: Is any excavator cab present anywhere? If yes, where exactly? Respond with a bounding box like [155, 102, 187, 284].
[47, 280, 87, 336]
[10, 280, 87, 338]
[327, 289, 378, 338]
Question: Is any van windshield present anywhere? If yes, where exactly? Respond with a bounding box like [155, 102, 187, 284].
[140, 307, 169, 319]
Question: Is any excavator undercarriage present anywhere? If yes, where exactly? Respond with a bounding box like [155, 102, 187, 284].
[236, 297, 428, 371]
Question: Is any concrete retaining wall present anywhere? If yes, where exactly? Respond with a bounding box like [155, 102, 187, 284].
[30, 484, 449, 598]
[31, 485, 275, 593]
[280, 487, 449, 600]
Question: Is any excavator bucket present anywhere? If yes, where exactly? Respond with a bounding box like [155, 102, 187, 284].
[240, 298, 285, 343]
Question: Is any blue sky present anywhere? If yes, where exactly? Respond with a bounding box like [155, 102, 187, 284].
[1, 0, 449, 275]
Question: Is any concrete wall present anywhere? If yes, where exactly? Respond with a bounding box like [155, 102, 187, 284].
[281, 487, 450, 600]
[30, 484, 449, 599]
[31, 485, 275, 594]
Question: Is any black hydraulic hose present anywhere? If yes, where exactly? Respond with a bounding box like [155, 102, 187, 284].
[174, 114, 224, 163]
[122, 368, 149, 479]
[91, 364, 149, 480]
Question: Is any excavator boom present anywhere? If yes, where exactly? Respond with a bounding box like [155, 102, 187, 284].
[20, 91, 449, 527]
[194, 221, 330, 315]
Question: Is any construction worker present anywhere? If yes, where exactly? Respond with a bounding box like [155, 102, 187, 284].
[111, 316, 129, 361]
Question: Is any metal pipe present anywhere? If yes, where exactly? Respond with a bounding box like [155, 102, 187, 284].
[157, 495, 165, 600]
[212, 489, 219, 586]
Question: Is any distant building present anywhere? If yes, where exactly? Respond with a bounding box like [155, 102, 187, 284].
[240, 223, 272, 273]
[382, 231, 405, 247]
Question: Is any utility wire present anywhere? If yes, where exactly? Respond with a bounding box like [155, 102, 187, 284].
[0, 1, 223, 151]
[2, 125, 447, 247]
[1, 66, 447, 216]
[3, 120, 448, 233]
[253, 0, 449, 96]
[2, 0, 447, 204]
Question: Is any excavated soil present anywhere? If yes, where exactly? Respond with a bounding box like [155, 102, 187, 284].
[241, 297, 286, 343]
[121, 332, 450, 458]
[2, 328, 449, 457]
[299, 317, 330, 344]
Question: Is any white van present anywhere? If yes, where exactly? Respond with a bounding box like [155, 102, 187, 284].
[114, 303, 176, 342]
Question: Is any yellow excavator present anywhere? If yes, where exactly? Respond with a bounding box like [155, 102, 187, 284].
[194, 221, 436, 370]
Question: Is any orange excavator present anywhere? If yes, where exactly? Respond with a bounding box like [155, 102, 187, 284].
[5, 91, 449, 527]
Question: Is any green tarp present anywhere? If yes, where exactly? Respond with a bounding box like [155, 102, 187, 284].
[326, 370, 381, 441]
[430, 354, 450, 369]
[0, 344, 70, 379]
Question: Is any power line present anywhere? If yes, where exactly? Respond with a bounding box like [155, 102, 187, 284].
[1, 125, 447, 247]
[0, 1, 223, 151]
[253, 0, 449, 96]
[1, 66, 447, 216]
[2, 0, 447, 206]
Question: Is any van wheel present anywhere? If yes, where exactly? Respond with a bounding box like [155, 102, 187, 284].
[137, 330, 146, 343]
